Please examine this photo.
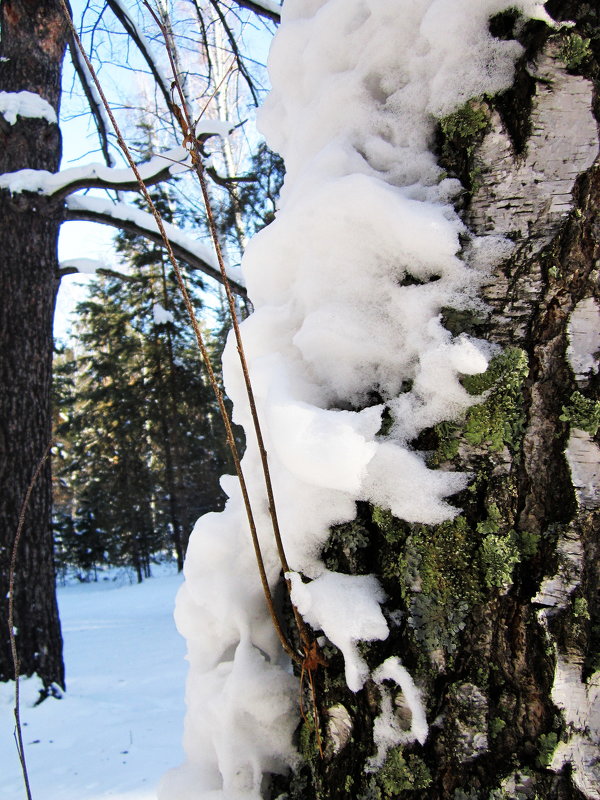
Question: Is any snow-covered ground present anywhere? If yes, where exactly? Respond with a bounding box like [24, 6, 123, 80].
[2, 569, 186, 800]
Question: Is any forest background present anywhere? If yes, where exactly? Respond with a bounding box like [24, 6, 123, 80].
[52, 0, 280, 583]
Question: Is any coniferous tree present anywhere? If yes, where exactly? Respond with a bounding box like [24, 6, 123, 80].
[54, 186, 230, 576]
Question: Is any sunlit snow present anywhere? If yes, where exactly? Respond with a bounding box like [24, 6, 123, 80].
[0, 90, 57, 125]
[2, 571, 186, 800]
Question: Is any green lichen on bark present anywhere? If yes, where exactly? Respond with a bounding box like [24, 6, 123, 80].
[536, 732, 559, 768]
[558, 32, 593, 69]
[559, 390, 600, 435]
[322, 517, 371, 575]
[488, 717, 506, 740]
[440, 102, 489, 143]
[437, 100, 490, 194]
[429, 420, 460, 466]
[376, 748, 432, 796]
[462, 347, 529, 453]
[374, 508, 480, 659]
[426, 348, 529, 468]
[400, 516, 480, 658]
[479, 532, 520, 589]
[373, 501, 533, 669]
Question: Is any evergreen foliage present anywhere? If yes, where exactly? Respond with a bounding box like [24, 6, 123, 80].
[53, 187, 232, 580]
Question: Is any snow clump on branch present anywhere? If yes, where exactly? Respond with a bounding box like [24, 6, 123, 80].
[0, 90, 57, 125]
[160, 2, 554, 798]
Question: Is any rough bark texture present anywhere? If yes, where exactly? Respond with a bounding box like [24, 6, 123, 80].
[274, 4, 600, 799]
[0, 0, 68, 691]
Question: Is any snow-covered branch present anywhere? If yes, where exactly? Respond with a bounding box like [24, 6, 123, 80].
[0, 146, 192, 198]
[0, 121, 235, 197]
[58, 265, 138, 281]
[64, 194, 247, 296]
[232, 0, 281, 22]
[58, 258, 139, 282]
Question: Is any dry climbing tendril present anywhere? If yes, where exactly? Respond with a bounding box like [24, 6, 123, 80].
[8, 441, 54, 800]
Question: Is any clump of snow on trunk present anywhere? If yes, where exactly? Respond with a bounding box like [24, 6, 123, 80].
[160, 2, 552, 797]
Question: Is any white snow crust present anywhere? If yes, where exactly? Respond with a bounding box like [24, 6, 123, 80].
[0, 146, 191, 196]
[59, 257, 105, 274]
[154, 302, 175, 324]
[0, 90, 57, 125]
[288, 570, 388, 691]
[369, 656, 429, 768]
[162, 2, 553, 797]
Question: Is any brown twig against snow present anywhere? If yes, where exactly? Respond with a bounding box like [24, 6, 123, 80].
[8, 441, 54, 800]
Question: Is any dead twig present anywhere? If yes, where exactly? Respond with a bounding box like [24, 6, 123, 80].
[8, 441, 54, 800]
[148, 5, 328, 746]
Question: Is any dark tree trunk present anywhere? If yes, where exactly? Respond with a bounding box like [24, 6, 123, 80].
[151, 333, 185, 571]
[0, 0, 68, 692]
[275, 4, 600, 799]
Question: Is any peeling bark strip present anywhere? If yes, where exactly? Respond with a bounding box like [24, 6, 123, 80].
[469, 45, 598, 252]
[0, 0, 68, 690]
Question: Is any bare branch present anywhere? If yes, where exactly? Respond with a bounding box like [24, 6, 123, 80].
[207, 0, 260, 106]
[68, 36, 115, 167]
[205, 164, 254, 187]
[104, 0, 173, 112]
[190, 0, 214, 86]
[158, 5, 315, 662]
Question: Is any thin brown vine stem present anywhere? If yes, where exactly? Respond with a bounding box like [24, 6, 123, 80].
[58, 0, 302, 666]
[149, 4, 314, 651]
[8, 441, 53, 800]
[196, 59, 236, 127]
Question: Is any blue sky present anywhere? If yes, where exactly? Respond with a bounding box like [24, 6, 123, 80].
[53, 0, 274, 340]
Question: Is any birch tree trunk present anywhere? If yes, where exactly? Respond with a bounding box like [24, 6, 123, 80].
[275, 5, 600, 799]
[0, 0, 67, 692]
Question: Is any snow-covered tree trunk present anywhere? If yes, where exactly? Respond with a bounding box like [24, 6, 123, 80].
[0, 0, 67, 692]
[162, 1, 600, 799]
[278, 7, 600, 795]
